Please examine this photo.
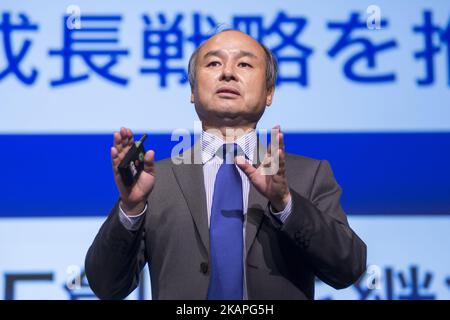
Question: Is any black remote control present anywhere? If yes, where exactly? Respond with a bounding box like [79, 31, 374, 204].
[118, 134, 148, 187]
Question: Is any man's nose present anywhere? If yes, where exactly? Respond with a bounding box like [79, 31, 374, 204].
[219, 63, 237, 82]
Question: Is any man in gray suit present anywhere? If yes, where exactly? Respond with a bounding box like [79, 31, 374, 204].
[85, 30, 367, 300]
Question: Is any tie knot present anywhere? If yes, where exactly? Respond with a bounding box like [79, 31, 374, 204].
[221, 143, 240, 164]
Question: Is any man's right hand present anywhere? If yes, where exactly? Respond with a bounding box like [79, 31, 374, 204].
[111, 127, 156, 215]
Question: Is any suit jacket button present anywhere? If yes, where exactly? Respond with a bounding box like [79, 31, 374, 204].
[200, 262, 209, 274]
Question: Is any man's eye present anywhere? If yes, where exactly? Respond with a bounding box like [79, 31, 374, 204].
[207, 61, 220, 67]
[238, 62, 252, 68]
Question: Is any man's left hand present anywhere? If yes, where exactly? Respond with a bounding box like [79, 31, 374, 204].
[236, 125, 291, 212]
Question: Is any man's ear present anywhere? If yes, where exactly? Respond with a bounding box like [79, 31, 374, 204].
[191, 91, 195, 104]
[266, 87, 275, 106]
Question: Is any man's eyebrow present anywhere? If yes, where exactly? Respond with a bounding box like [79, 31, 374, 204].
[202, 50, 258, 60]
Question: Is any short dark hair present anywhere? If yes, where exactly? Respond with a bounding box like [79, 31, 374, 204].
[187, 30, 278, 91]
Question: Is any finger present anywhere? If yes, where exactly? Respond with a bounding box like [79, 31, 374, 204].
[112, 137, 131, 165]
[266, 140, 271, 157]
[120, 127, 130, 148]
[268, 125, 280, 156]
[120, 127, 134, 148]
[278, 129, 285, 152]
[127, 128, 134, 144]
[278, 128, 288, 176]
[111, 146, 130, 174]
[113, 131, 123, 153]
[143, 150, 155, 175]
[111, 146, 120, 173]
[277, 148, 286, 176]
[235, 155, 256, 177]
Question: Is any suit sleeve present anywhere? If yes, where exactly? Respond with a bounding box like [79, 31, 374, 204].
[278, 160, 367, 289]
[85, 200, 147, 299]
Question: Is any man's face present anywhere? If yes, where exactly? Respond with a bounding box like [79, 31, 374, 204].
[191, 30, 274, 127]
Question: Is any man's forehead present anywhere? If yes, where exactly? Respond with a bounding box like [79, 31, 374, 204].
[198, 31, 265, 59]
[203, 49, 258, 59]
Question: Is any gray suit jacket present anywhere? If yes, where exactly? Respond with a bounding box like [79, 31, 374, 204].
[85, 140, 367, 300]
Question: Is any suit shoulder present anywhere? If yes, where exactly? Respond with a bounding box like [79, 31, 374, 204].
[284, 153, 336, 181]
[154, 157, 177, 173]
[285, 152, 323, 169]
[155, 156, 175, 167]
[284, 153, 337, 196]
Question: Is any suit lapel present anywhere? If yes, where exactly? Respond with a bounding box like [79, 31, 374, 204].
[245, 184, 267, 256]
[171, 139, 210, 254]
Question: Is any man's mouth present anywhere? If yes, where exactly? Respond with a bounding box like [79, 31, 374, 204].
[216, 87, 241, 97]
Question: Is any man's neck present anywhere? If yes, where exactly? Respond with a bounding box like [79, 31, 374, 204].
[202, 123, 256, 142]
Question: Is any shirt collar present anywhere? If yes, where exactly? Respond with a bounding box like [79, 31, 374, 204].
[201, 129, 257, 164]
